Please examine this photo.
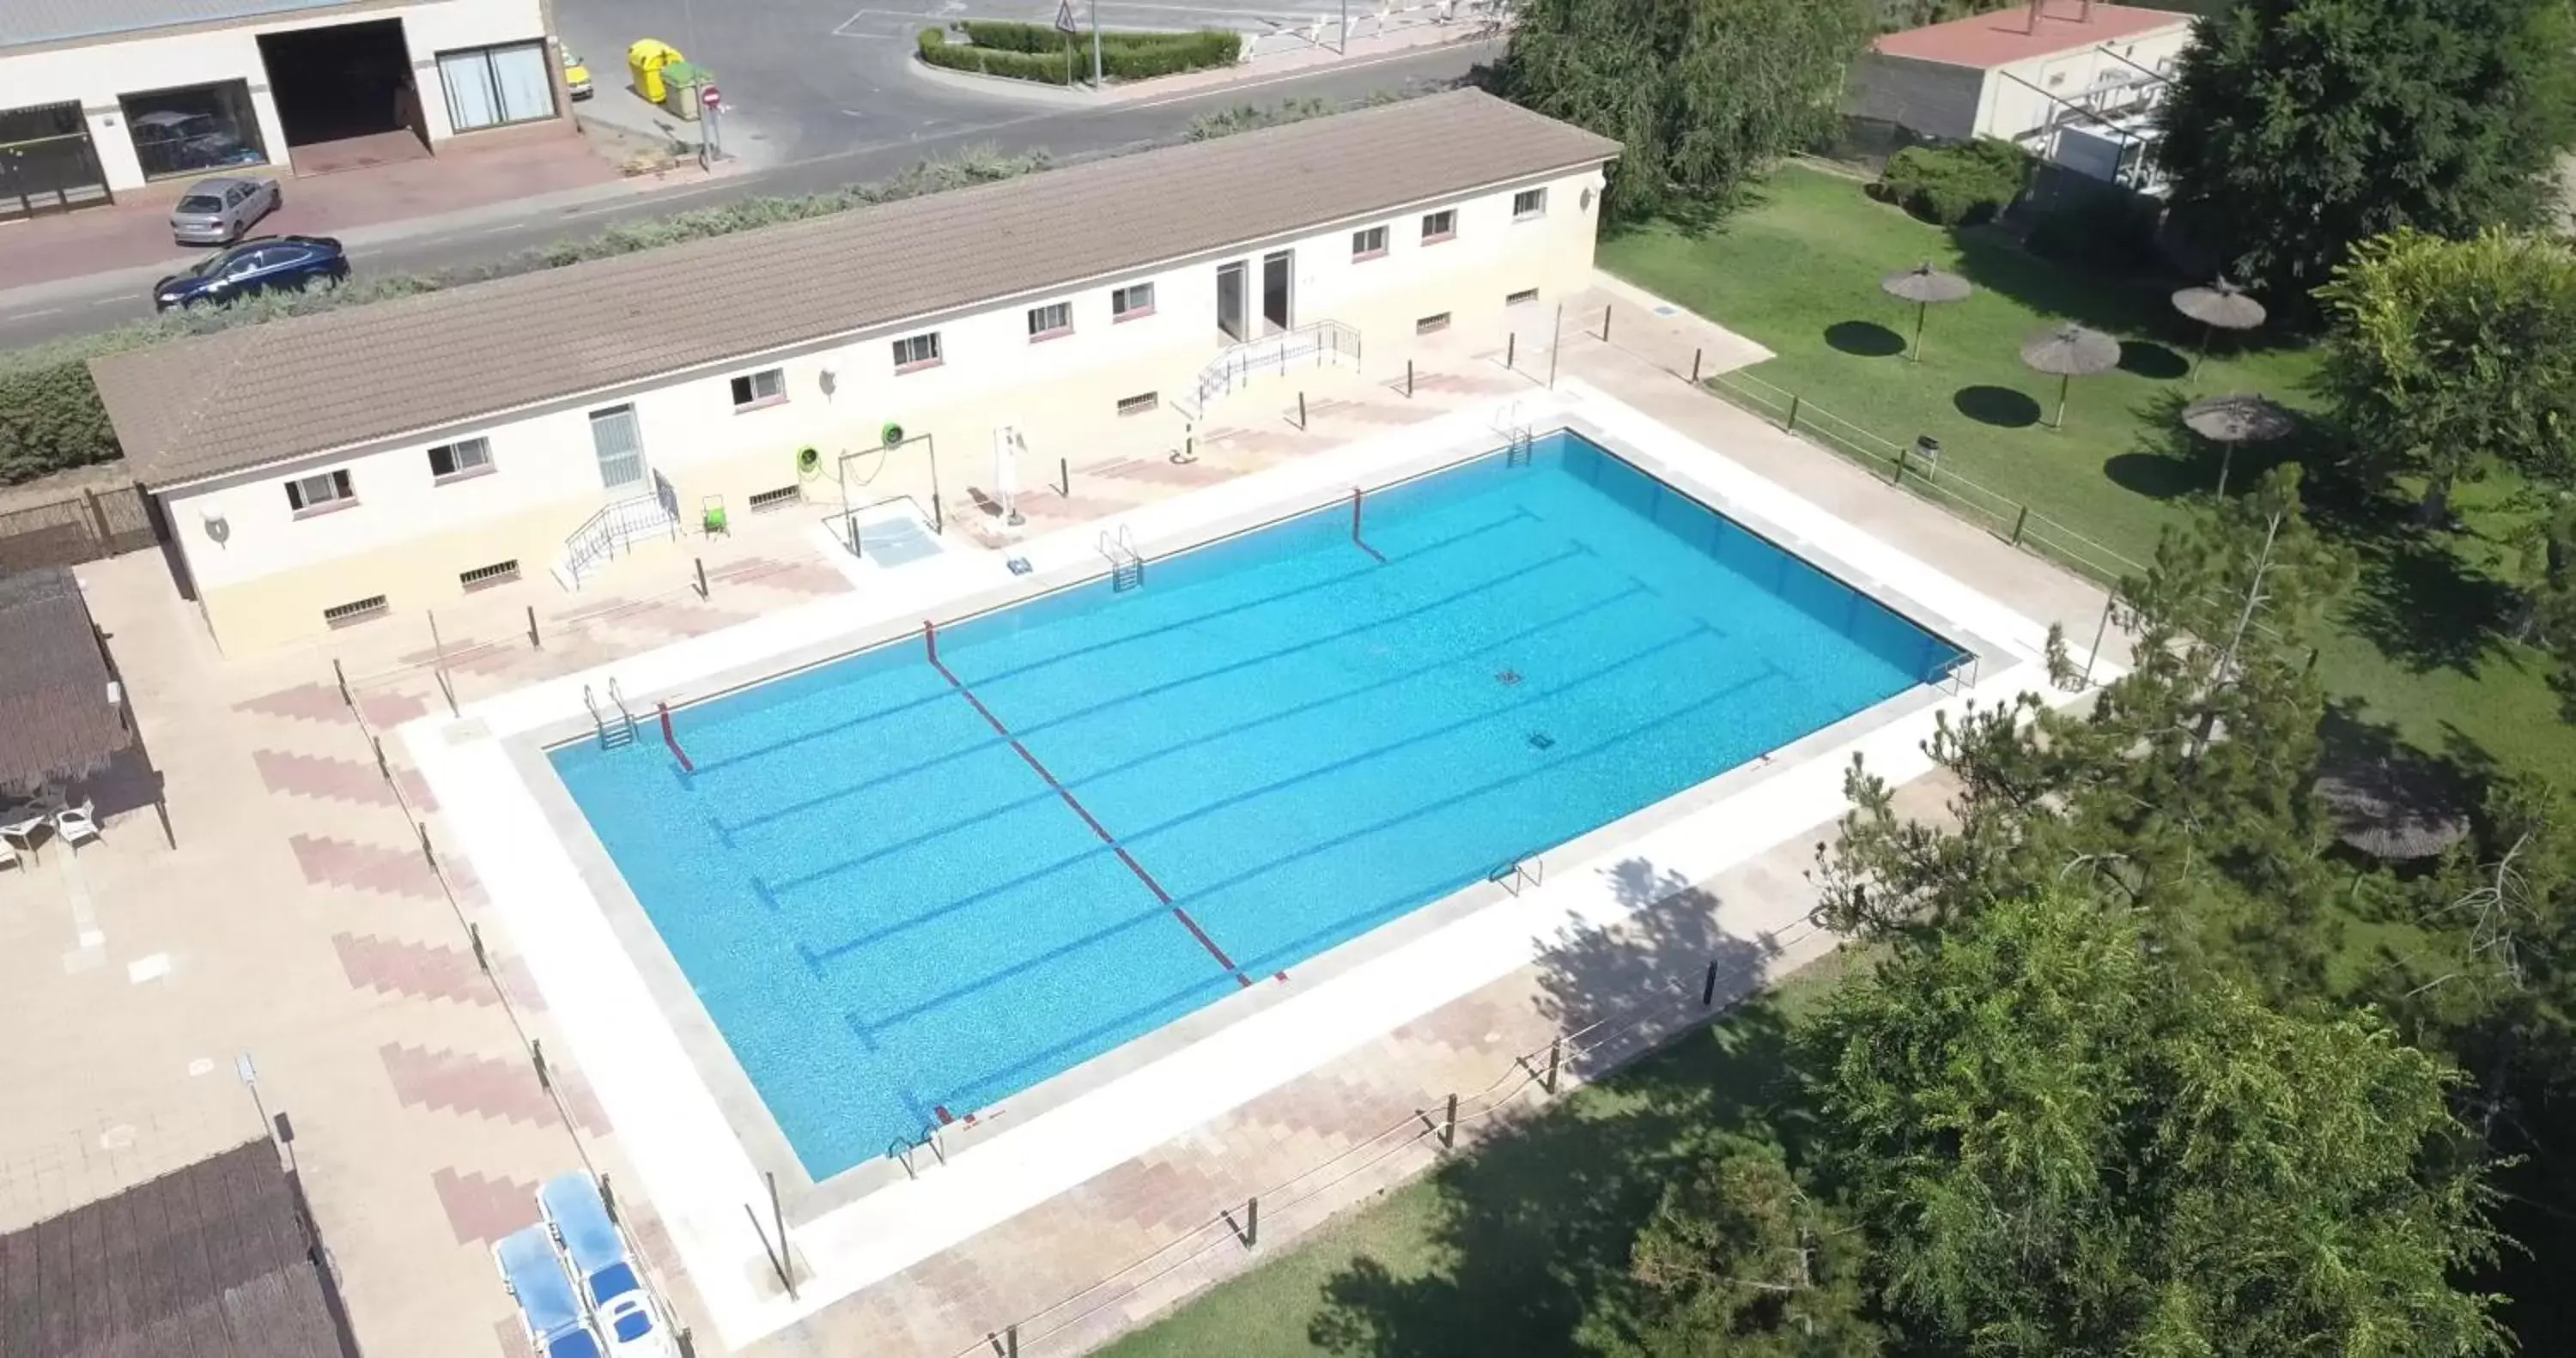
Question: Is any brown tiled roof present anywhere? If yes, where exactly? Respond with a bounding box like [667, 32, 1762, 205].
[0, 567, 135, 795]
[0, 1138, 352, 1358]
[94, 90, 1620, 491]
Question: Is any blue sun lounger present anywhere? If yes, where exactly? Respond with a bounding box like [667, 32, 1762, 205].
[495, 1224, 607, 1358]
[538, 1173, 676, 1356]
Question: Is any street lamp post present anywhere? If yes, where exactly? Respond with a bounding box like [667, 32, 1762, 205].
[1090, 0, 1103, 88]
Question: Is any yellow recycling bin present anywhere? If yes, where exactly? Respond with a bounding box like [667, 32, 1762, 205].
[626, 39, 683, 104]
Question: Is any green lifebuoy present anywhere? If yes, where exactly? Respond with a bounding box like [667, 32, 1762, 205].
[880, 421, 905, 447]
[796, 446, 821, 476]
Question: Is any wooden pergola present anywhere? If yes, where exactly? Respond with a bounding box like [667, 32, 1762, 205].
[0, 567, 135, 796]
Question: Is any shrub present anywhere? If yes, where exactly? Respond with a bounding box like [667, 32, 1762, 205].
[2026, 190, 2166, 276]
[936, 22, 1237, 83]
[959, 20, 1064, 53]
[1874, 139, 2033, 227]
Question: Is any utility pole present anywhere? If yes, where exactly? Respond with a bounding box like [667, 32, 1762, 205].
[1340, 0, 1350, 52]
[1090, 0, 1103, 88]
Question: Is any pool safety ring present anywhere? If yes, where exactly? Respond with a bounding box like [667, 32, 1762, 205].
[795, 446, 821, 476]
[880, 421, 904, 447]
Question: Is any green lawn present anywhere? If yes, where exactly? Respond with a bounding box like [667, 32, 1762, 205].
[1101, 951, 1863, 1358]
[1599, 164, 2576, 787]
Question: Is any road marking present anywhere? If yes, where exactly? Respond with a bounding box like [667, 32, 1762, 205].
[12, 306, 62, 318]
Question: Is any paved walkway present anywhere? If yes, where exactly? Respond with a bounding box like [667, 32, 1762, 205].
[0, 286, 2125, 1358]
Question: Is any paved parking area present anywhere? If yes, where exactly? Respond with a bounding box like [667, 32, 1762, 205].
[0, 288, 2123, 1357]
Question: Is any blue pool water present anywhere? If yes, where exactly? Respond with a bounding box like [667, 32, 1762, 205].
[550, 432, 1964, 1178]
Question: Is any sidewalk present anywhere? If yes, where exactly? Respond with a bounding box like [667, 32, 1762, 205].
[910, 9, 1504, 110]
[0, 131, 679, 300]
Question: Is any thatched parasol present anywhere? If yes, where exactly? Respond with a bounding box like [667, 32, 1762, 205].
[0, 567, 133, 796]
[1879, 262, 1972, 362]
[2171, 277, 2268, 379]
[2181, 392, 2295, 496]
[2019, 324, 2121, 430]
[2317, 759, 2471, 861]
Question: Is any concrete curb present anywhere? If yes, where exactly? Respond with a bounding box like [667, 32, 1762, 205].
[904, 53, 1109, 108]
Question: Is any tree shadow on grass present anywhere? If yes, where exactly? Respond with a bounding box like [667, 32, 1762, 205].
[1304, 860, 1807, 1357]
[1954, 385, 2042, 428]
[1824, 320, 1906, 358]
[2333, 512, 2522, 680]
[2117, 339, 2189, 380]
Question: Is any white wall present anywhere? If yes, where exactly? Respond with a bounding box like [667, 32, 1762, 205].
[0, 0, 547, 189]
[163, 164, 1607, 603]
[1974, 24, 2192, 142]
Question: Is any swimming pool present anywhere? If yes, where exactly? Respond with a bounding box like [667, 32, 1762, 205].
[550, 430, 1965, 1179]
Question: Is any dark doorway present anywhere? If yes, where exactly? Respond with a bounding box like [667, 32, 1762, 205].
[1261, 249, 1293, 334]
[1217, 260, 1248, 342]
[0, 102, 108, 219]
[257, 19, 423, 152]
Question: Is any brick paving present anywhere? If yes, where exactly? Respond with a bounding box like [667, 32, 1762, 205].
[0, 301, 2126, 1358]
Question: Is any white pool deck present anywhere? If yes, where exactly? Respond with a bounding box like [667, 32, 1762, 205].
[402, 379, 2116, 1349]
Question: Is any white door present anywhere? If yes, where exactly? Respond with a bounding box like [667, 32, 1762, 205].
[589, 404, 644, 489]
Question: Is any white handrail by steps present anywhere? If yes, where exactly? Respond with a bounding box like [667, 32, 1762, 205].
[1175, 319, 1362, 421]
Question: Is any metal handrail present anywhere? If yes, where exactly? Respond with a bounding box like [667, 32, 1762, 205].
[1176, 319, 1363, 420]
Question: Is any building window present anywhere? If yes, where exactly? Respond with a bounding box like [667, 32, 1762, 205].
[121, 82, 267, 180]
[323, 595, 389, 627]
[1027, 301, 1073, 341]
[427, 437, 493, 481]
[1352, 225, 1388, 261]
[749, 485, 802, 512]
[459, 560, 520, 591]
[892, 331, 943, 372]
[730, 367, 786, 409]
[1116, 392, 1158, 416]
[1512, 187, 1547, 221]
[1421, 209, 1456, 244]
[1507, 288, 1540, 306]
[284, 468, 355, 514]
[440, 41, 558, 133]
[1112, 282, 1155, 320]
[1417, 312, 1451, 335]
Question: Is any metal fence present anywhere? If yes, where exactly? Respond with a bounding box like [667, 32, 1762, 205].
[0, 482, 160, 573]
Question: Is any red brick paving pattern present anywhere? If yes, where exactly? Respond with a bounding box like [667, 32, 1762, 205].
[333, 931, 500, 1009]
[290, 833, 443, 899]
[379, 1042, 605, 1134]
[255, 747, 438, 810]
[430, 1166, 542, 1246]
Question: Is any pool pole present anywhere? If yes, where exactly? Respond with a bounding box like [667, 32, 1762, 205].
[657, 702, 695, 773]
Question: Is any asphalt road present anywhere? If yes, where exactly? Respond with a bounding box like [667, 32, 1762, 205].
[0, 35, 1495, 352]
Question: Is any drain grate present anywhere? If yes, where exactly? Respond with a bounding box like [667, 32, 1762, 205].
[1528, 732, 1555, 750]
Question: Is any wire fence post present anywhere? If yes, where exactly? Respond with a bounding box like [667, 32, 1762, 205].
[1442, 1092, 1457, 1149]
[1544, 1037, 1561, 1094]
[530, 1040, 550, 1090]
[1702, 960, 1719, 1006]
[1058, 457, 1069, 496]
[1297, 391, 1308, 430]
[991, 1325, 1019, 1358]
[526, 604, 541, 649]
[1505, 332, 1516, 370]
[599, 1174, 617, 1222]
[1406, 358, 1414, 397]
[416, 821, 435, 870]
[746, 1203, 792, 1299]
[2083, 592, 2115, 687]
[1783, 393, 1801, 433]
[695, 556, 708, 600]
[332, 658, 350, 709]
[1247, 1195, 1260, 1247]
[1600, 303, 1612, 342]
[371, 736, 389, 785]
[1548, 305, 1562, 388]
[1890, 444, 1908, 488]
[2010, 503, 2030, 547]
[469, 922, 488, 973]
[1690, 347, 1703, 385]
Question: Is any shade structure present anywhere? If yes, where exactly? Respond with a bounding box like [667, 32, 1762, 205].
[1879, 261, 1971, 361]
[2172, 277, 2268, 378]
[0, 567, 133, 795]
[2317, 761, 2470, 861]
[2181, 391, 2294, 496]
[2019, 323, 2121, 429]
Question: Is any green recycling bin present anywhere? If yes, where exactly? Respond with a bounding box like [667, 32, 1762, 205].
[661, 60, 708, 121]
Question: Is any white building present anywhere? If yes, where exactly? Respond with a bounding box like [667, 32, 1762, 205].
[89, 91, 1620, 653]
[1848, 0, 2195, 187]
[0, 0, 571, 218]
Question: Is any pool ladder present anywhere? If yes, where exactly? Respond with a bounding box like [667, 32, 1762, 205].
[1099, 525, 1145, 591]
[584, 678, 641, 750]
[1504, 424, 1535, 468]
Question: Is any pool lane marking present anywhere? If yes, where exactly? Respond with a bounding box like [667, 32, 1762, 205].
[924, 622, 1252, 987]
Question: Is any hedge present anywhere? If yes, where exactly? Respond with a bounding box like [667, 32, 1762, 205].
[2027, 189, 2166, 276]
[925, 22, 1239, 84]
[1872, 139, 2034, 227]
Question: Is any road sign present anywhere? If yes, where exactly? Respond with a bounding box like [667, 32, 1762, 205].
[702, 85, 721, 108]
[1054, 0, 1078, 33]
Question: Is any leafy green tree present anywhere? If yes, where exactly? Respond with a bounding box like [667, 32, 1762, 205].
[2318, 228, 2576, 523]
[2155, 0, 2576, 320]
[1804, 888, 2509, 1356]
[1491, 0, 1868, 223]
[1814, 467, 2351, 993]
[1618, 1136, 1882, 1355]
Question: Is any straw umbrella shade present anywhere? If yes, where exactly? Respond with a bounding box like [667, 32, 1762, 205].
[2019, 324, 2122, 430]
[1880, 262, 1972, 362]
[2316, 758, 2470, 862]
[2181, 392, 2295, 496]
[2171, 277, 2267, 379]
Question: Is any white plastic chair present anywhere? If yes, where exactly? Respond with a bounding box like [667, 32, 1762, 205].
[0, 838, 18, 871]
[53, 799, 99, 848]
[0, 812, 43, 858]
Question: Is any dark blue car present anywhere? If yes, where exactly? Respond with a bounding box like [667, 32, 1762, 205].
[153, 235, 349, 312]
